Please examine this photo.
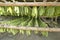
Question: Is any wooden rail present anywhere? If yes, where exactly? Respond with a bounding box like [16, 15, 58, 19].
[0, 2, 60, 6]
[0, 25, 60, 32]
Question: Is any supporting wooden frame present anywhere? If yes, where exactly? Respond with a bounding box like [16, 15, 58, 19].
[0, 2, 60, 6]
[0, 25, 60, 32]
[0, 1, 60, 32]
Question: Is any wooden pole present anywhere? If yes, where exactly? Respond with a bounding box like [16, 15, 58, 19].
[0, 2, 60, 6]
[0, 25, 60, 32]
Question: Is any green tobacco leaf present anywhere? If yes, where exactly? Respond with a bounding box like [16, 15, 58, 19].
[8, 29, 18, 35]
[20, 17, 30, 26]
[38, 18, 48, 37]
[14, 6, 20, 16]
[0, 28, 5, 33]
[26, 30, 31, 36]
[26, 18, 33, 27]
[38, 6, 45, 16]
[32, 6, 38, 18]
[19, 30, 24, 34]
[0, 7, 5, 16]
[4, 6, 8, 16]
[41, 31, 48, 37]
[7, 6, 13, 16]
[55, 6, 60, 16]
[46, 6, 55, 17]
[9, 17, 24, 26]
[24, 6, 29, 16]
[27, 7, 32, 17]
[34, 18, 39, 27]
[20, 6, 25, 16]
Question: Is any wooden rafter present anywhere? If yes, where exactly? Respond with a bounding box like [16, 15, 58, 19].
[0, 2, 60, 6]
[0, 25, 60, 32]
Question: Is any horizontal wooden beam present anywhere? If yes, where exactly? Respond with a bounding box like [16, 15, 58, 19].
[0, 25, 60, 32]
[0, 2, 60, 6]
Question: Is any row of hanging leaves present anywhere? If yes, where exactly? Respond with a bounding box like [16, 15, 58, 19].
[0, 6, 60, 17]
[0, 17, 48, 37]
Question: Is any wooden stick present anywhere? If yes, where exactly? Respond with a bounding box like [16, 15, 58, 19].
[0, 25, 60, 32]
[0, 2, 60, 6]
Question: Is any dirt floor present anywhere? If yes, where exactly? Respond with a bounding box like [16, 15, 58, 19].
[0, 32, 60, 40]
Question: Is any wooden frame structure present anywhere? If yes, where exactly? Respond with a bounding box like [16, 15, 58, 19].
[0, 0, 60, 32]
